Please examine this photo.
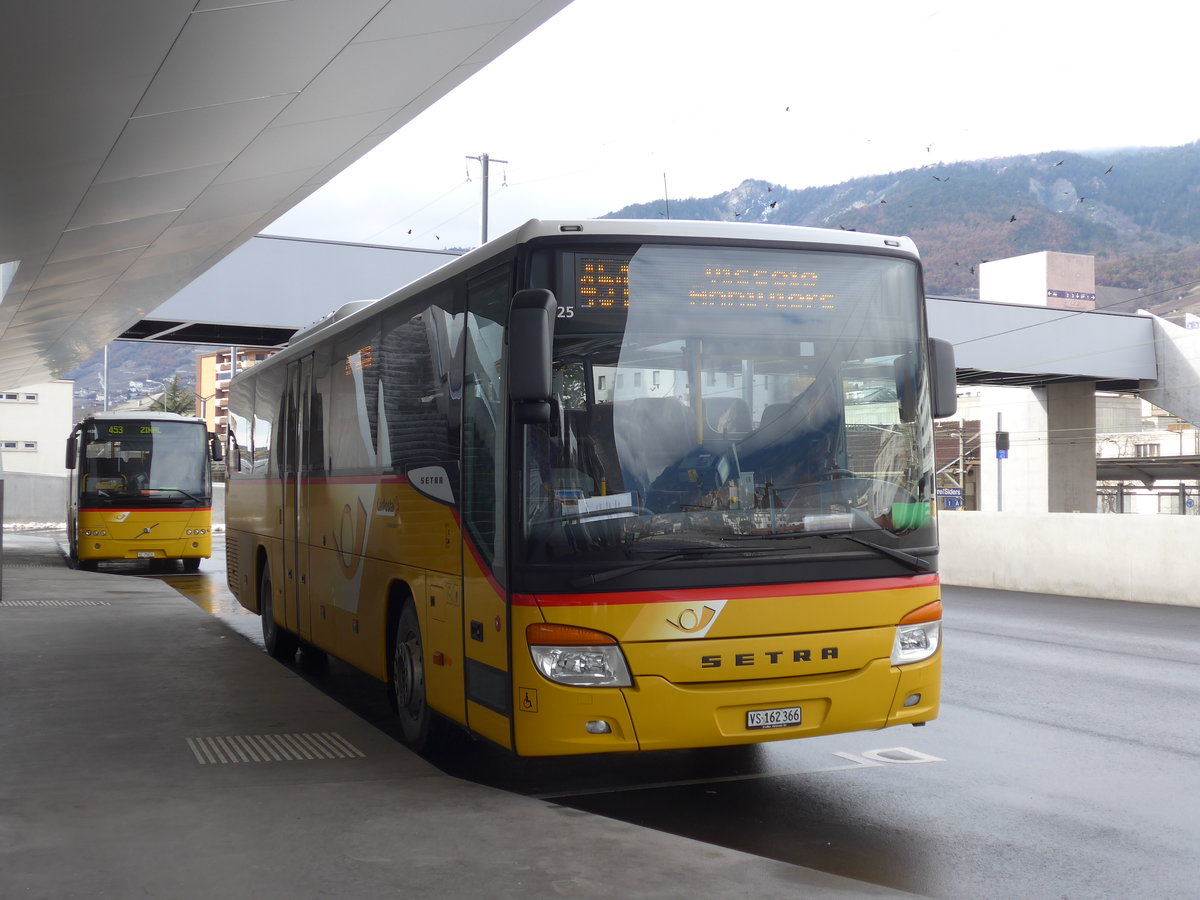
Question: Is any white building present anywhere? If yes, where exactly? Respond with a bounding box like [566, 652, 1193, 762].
[0, 380, 74, 476]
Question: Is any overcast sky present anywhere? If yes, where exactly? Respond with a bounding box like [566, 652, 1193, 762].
[267, 0, 1199, 251]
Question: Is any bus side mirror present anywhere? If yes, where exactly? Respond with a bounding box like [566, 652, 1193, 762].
[65, 437, 76, 470]
[894, 353, 917, 424]
[508, 288, 557, 424]
[209, 433, 224, 462]
[929, 338, 957, 419]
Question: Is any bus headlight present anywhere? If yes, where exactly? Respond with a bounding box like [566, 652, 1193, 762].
[527, 623, 632, 687]
[891, 600, 942, 665]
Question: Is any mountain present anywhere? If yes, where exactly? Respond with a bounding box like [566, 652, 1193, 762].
[604, 142, 1200, 309]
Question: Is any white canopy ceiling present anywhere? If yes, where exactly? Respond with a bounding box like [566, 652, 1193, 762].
[0, 0, 569, 387]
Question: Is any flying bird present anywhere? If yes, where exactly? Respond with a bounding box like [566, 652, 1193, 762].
[932, 175, 947, 182]
[1009, 215, 1017, 223]
[769, 200, 777, 208]
[1104, 166, 1114, 175]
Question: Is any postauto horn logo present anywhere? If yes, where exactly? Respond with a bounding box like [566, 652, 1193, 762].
[664, 600, 726, 637]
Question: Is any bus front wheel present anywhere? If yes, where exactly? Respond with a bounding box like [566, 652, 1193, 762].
[391, 602, 440, 752]
[260, 566, 297, 661]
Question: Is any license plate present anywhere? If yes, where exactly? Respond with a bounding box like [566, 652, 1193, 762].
[137, 551, 156, 558]
[746, 706, 802, 730]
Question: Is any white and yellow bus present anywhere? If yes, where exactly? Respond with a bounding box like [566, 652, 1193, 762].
[66, 412, 221, 571]
[225, 219, 957, 757]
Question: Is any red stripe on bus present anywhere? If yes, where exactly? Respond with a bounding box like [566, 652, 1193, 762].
[79, 507, 213, 514]
[512, 573, 939, 607]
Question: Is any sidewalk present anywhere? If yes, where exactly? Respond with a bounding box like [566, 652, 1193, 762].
[0, 532, 914, 899]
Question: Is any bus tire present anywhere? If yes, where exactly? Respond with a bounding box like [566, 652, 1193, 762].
[260, 565, 297, 661]
[391, 601, 441, 753]
[182, 557, 201, 572]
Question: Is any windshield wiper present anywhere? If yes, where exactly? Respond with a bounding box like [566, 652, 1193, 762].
[144, 486, 202, 503]
[813, 531, 932, 573]
[570, 545, 797, 588]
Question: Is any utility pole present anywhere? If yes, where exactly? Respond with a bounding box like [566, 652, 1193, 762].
[996, 413, 1006, 512]
[466, 153, 507, 244]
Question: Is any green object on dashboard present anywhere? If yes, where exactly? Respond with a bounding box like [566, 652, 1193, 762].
[891, 502, 930, 531]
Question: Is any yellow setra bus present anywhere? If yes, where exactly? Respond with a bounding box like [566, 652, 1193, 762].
[224, 219, 957, 757]
[66, 412, 221, 571]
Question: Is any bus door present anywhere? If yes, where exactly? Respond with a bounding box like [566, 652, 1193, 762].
[282, 356, 315, 640]
[459, 266, 515, 750]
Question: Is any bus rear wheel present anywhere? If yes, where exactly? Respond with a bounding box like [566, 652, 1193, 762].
[391, 602, 440, 753]
[260, 566, 297, 661]
[182, 557, 201, 572]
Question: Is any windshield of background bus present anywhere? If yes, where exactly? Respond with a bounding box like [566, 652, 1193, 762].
[521, 244, 934, 561]
[82, 421, 211, 499]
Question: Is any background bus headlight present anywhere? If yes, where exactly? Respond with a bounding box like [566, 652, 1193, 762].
[527, 623, 632, 687]
[891, 600, 942, 665]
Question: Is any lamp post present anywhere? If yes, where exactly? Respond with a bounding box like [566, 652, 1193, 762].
[194, 393, 215, 428]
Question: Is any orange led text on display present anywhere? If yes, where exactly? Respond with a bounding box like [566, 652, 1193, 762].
[690, 268, 835, 310]
[577, 258, 630, 308]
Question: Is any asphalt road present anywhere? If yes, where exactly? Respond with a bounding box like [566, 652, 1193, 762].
[149, 543, 1200, 899]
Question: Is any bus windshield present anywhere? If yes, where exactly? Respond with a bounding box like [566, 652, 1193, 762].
[519, 243, 935, 568]
[80, 419, 212, 506]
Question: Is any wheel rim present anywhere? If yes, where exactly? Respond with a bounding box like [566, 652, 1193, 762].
[261, 573, 274, 644]
[394, 633, 424, 717]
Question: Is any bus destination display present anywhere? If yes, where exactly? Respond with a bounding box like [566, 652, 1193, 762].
[575, 255, 836, 311]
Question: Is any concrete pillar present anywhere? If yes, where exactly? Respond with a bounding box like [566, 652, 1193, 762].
[1046, 381, 1097, 513]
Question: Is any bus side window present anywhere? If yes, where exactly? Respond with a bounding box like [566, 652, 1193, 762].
[462, 264, 512, 573]
[380, 295, 457, 473]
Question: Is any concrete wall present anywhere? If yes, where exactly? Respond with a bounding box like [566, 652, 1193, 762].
[939, 510, 1198, 606]
[979, 386, 1049, 513]
[0, 472, 70, 524]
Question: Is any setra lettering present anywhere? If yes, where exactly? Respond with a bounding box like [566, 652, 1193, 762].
[699, 647, 841, 668]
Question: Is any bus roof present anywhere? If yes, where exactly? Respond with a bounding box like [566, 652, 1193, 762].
[502, 218, 918, 256]
[77, 411, 206, 426]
